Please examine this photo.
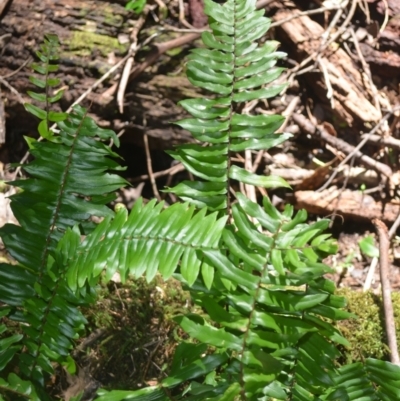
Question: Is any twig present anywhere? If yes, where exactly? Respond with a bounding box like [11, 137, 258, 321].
[131, 163, 185, 183]
[1, 57, 32, 79]
[388, 212, 400, 239]
[379, 0, 390, 33]
[366, 211, 400, 290]
[0, 76, 25, 105]
[317, 57, 335, 108]
[143, 133, 161, 201]
[141, 339, 162, 382]
[282, 0, 358, 90]
[270, 4, 342, 29]
[361, 134, 400, 150]
[0, 87, 5, 145]
[251, 149, 265, 174]
[329, 153, 356, 227]
[363, 258, 378, 292]
[349, 28, 381, 117]
[117, 56, 134, 114]
[372, 218, 400, 366]
[117, 8, 149, 114]
[292, 113, 393, 190]
[178, 0, 194, 29]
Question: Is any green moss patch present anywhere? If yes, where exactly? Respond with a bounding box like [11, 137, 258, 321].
[66, 31, 128, 57]
[79, 276, 191, 390]
[337, 288, 400, 363]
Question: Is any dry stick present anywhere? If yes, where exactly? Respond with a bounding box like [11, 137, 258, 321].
[103, 32, 201, 99]
[131, 163, 185, 183]
[329, 154, 356, 228]
[316, 106, 400, 192]
[282, 0, 358, 89]
[117, 56, 134, 114]
[373, 218, 400, 366]
[269, 4, 343, 29]
[117, 7, 149, 114]
[103, 0, 277, 99]
[2, 57, 31, 79]
[143, 132, 161, 201]
[292, 113, 393, 184]
[364, 209, 400, 291]
[0, 87, 5, 145]
[349, 28, 381, 116]
[178, 0, 195, 29]
[0, 76, 25, 105]
[389, 212, 400, 239]
[362, 134, 400, 151]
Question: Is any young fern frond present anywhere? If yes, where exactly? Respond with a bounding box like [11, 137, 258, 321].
[25, 33, 67, 139]
[165, 0, 290, 213]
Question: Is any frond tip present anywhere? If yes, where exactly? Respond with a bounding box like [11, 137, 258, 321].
[167, 0, 289, 211]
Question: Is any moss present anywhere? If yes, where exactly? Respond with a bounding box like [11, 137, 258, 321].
[336, 288, 400, 363]
[103, 9, 124, 27]
[65, 31, 128, 57]
[80, 276, 191, 390]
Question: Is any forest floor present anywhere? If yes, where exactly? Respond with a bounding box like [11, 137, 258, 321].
[1, 0, 400, 398]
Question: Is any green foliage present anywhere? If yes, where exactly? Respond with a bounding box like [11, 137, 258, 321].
[125, 0, 147, 14]
[359, 235, 379, 258]
[164, 0, 289, 212]
[1, 0, 400, 400]
[337, 289, 400, 363]
[25, 33, 67, 140]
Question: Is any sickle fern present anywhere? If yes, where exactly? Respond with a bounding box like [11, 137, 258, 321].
[1, 0, 400, 400]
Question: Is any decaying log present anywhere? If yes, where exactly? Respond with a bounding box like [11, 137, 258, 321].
[360, 42, 400, 79]
[273, 8, 382, 126]
[268, 166, 379, 188]
[295, 187, 400, 224]
[0, 0, 201, 159]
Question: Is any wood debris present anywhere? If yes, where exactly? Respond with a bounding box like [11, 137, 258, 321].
[295, 187, 400, 224]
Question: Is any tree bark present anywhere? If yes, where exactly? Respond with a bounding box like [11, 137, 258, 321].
[0, 0, 199, 165]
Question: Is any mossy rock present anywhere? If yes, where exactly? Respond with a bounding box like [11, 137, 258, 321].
[337, 288, 400, 363]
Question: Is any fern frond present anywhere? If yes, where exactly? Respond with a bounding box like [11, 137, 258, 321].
[64, 199, 227, 290]
[324, 359, 400, 400]
[175, 197, 349, 400]
[0, 373, 41, 401]
[165, 0, 290, 212]
[25, 33, 67, 139]
[1, 105, 126, 277]
[0, 105, 126, 385]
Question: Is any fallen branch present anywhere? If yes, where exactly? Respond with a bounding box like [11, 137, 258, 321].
[373, 218, 400, 366]
[292, 113, 392, 181]
[362, 134, 400, 151]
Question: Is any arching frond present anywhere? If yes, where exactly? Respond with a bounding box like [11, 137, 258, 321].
[165, 0, 290, 212]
